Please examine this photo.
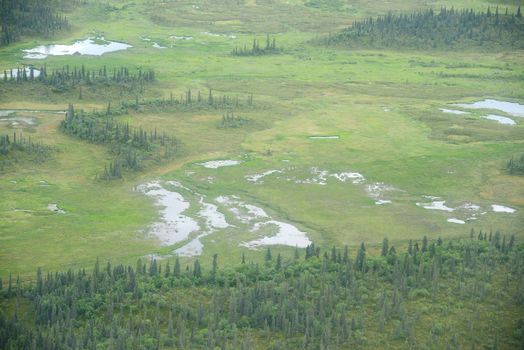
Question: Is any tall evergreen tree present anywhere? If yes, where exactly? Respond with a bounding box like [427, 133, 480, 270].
[381, 238, 389, 257]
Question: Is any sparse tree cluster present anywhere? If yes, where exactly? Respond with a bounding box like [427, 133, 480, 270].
[507, 153, 524, 175]
[124, 88, 255, 112]
[60, 104, 177, 180]
[0, 132, 51, 171]
[325, 7, 524, 50]
[0, 232, 521, 349]
[231, 35, 280, 56]
[219, 112, 250, 128]
[0, 0, 70, 46]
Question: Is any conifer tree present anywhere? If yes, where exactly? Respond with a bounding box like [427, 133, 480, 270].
[356, 243, 366, 272]
[212, 254, 218, 277]
[381, 238, 389, 257]
[265, 247, 272, 262]
[193, 259, 202, 278]
[174, 255, 181, 277]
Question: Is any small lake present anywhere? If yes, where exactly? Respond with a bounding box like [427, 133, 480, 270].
[22, 37, 132, 59]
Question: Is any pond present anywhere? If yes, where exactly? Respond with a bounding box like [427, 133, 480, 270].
[198, 160, 241, 168]
[22, 37, 132, 59]
[453, 99, 524, 118]
[137, 182, 200, 246]
[481, 114, 516, 125]
[245, 170, 281, 183]
[0, 111, 38, 127]
[202, 32, 236, 39]
[152, 43, 168, 49]
[309, 135, 339, 139]
[439, 108, 469, 115]
[140, 36, 168, 49]
[241, 220, 311, 249]
[47, 204, 65, 214]
[491, 204, 516, 213]
[416, 199, 454, 212]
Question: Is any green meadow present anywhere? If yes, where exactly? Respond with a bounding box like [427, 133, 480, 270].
[0, 0, 523, 279]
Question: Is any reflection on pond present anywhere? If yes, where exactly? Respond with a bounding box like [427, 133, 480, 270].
[22, 37, 132, 59]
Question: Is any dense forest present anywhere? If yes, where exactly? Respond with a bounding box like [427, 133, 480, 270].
[60, 104, 177, 180]
[0, 0, 70, 46]
[324, 7, 524, 50]
[0, 132, 51, 171]
[0, 232, 522, 349]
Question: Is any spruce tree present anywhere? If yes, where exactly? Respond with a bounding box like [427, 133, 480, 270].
[212, 253, 218, 277]
[381, 238, 389, 257]
[193, 259, 202, 278]
[356, 243, 366, 272]
[265, 247, 272, 262]
[174, 255, 181, 277]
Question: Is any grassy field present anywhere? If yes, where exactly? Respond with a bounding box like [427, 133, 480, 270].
[0, 0, 523, 279]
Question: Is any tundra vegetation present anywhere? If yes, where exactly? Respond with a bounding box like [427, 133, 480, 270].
[0, 0, 523, 348]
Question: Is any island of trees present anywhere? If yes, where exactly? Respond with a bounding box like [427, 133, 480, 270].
[507, 153, 524, 175]
[60, 104, 178, 180]
[324, 7, 524, 50]
[0, 132, 51, 171]
[231, 35, 280, 56]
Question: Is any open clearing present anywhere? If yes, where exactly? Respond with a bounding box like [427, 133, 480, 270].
[0, 0, 523, 278]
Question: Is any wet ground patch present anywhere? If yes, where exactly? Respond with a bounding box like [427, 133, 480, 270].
[138, 179, 312, 257]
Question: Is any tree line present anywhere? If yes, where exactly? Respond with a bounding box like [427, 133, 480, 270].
[123, 88, 255, 112]
[323, 7, 524, 50]
[231, 35, 280, 56]
[2, 65, 155, 93]
[0, 230, 521, 349]
[0, 132, 51, 171]
[60, 104, 177, 180]
[0, 0, 70, 46]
